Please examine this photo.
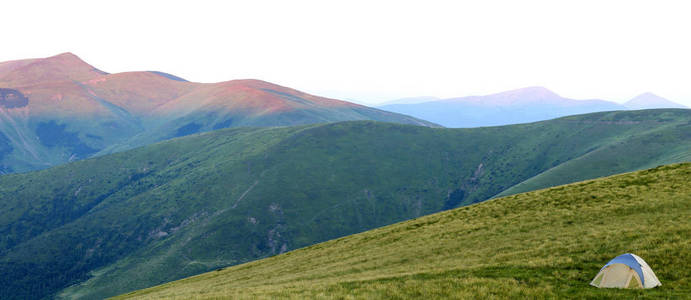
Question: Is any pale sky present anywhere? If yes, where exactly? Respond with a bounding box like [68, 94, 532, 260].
[2, 0, 690, 106]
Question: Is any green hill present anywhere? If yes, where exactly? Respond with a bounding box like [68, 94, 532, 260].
[116, 163, 691, 299]
[0, 109, 689, 299]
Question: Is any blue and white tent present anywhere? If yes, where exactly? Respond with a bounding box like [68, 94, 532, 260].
[590, 253, 661, 289]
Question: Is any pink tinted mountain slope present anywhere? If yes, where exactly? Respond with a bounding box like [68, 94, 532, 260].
[0, 53, 433, 173]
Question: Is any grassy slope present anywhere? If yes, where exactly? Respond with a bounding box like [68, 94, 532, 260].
[0, 110, 688, 299]
[495, 109, 691, 197]
[116, 163, 691, 299]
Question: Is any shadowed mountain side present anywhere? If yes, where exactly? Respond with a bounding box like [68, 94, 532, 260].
[148, 71, 189, 82]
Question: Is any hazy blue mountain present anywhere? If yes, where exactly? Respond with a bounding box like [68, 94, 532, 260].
[624, 92, 688, 109]
[377, 96, 441, 106]
[378, 87, 628, 128]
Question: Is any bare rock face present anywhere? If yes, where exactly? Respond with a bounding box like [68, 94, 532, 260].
[0, 88, 28, 108]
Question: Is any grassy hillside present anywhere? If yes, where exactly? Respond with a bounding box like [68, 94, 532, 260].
[495, 109, 691, 197]
[116, 163, 691, 299]
[0, 110, 688, 299]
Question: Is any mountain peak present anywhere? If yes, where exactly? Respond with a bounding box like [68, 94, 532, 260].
[636, 91, 658, 98]
[52, 52, 79, 59]
[44, 52, 105, 73]
[625, 92, 687, 109]
[0, 52, 107, 86]
[499, 86, 560, 98]
[466, 86, 563, 106]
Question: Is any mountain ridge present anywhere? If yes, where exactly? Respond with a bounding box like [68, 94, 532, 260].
[0, 53, 435, 173]
[378, 87, 689, 128]
[378, 87, 627, 128]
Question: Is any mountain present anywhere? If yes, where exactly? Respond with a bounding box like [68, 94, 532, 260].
[0, 109, 688, 299]
[378, 87, 628, 128]
[377, 96, 441, 106]
[0, 53, 435, 173]
[624, 92, 688, 110]
[115, 162, 691, 299]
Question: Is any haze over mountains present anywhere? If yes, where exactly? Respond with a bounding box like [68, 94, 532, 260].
[0, 109, 689, 299]
[378, 87, 688, 128]
[0, 53, 433, 173]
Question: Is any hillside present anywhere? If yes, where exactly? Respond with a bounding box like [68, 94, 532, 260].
[0, 110, 689, 299]
[378, 87, 627, 128]
[116, 163, 691, 299]
[0, 53, 433, 173]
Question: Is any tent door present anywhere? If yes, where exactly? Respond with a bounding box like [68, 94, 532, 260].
[626, 271, 642, 288]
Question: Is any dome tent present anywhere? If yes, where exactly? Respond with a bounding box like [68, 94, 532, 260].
[590, 253, 661, 289]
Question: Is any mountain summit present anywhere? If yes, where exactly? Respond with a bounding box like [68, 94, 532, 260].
[0, 52, 107, 86]
[489, 86, 562, 103]
[624, 92, 688, 109]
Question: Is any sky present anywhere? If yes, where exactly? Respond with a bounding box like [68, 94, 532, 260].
[2, 0, 690, 106]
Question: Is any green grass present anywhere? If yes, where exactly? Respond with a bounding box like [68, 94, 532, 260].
[0, 109, 689, 299]
[115, 163, 691, 299]
[496, 110, 691, 197]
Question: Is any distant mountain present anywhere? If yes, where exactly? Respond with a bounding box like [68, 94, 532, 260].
[0, 109, 688, 299]
[377, 96, 441, 106]
[378, 87, 628, 128]
[0, 53, 435, 173]
[114, 162, 691, 299]
[624, 92, 687, 110]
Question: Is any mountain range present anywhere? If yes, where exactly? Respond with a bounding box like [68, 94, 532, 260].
[3, 53, 688, 174]
[0, 109, 688, 299]
[378, 87, 688, 128]
[1, 53, 690, 299]
[0, 53, 433, 173]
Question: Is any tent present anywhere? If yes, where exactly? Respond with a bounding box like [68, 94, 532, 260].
[590, 253, 661, 289]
